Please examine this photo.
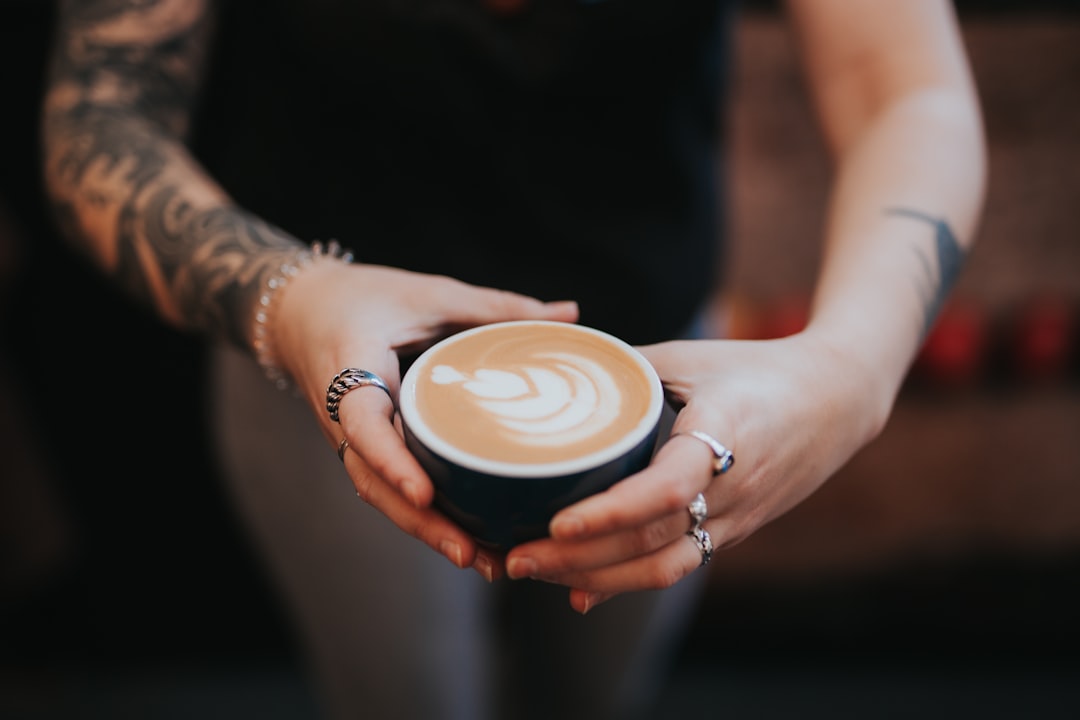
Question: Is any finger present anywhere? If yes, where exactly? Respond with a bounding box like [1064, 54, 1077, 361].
[548, 436, 712, 541]
[464, 297, 579, 326]
[436, 279, 580, 325]
[473, 548, 507, 583]
[471, 289, 579, 324]
[343, 449, 480, 570]
[635, 338, 715, 374]
[337, 380, 434, 507]
[537, 526, 707, 595]
[569, 588, 618, 615]
[506, 508, 689, 580]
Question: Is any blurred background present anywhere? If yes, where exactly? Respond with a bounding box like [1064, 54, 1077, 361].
[2, 1, 1078, 718]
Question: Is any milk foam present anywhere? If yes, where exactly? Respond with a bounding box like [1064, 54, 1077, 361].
[404, 320, 659, 469]
[430, 351, 622, 448]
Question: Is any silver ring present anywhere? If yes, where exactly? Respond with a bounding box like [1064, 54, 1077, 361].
[337, 437, 350, 463]
[326, 368, 393, 422]
[687, 526, 714, 567]
[672, 430, 735, 476]
[688, 492, 708, 530]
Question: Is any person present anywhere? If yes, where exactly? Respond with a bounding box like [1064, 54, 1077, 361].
[40, 0, 986, 718]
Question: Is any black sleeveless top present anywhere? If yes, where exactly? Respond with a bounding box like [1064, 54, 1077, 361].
[193, 0, 735, 345]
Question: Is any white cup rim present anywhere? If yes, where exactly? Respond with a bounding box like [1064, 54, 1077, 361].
[399, 320, 665, 478]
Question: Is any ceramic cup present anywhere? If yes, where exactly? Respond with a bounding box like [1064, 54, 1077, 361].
[399, 320, 665, 549]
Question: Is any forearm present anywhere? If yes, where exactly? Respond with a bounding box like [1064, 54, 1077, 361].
[806, 85, 987, 419]
[41, 0, 305, 350]
[42, 111, 304, 349]
[782, 0, 988, 426]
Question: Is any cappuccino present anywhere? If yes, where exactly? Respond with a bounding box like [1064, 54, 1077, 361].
[401, 321, 662, 475]
[398, 320, 664, 546]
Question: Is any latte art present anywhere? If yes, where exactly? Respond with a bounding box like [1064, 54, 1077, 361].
[399, 321, 665, 546]
[404, 321, 660, 468]
[430, 351, 622, 447]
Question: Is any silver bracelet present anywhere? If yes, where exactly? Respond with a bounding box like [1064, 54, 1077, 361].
[252, 239, 354, 391]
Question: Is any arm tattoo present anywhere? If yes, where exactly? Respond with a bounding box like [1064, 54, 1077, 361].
[51, 0, 212, 137]
[885, 207, 966, 339]
[44, 0, 300, 349]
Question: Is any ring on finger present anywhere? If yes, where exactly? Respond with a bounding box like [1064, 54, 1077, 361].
[687, 525, 714, 567]
[337, 437, 350, 463]
[326, 368, 393, 422]
[672, 429, 735, 476]
[687, 492, 708, 531]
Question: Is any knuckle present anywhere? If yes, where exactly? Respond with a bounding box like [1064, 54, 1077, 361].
[351, 468, 376, 505]
[644, 561, 685, 591]
[632, 520, 672, 555]
[657, 485, 691, 515]
[362, 450, 396, 483]
[713, 517, 753, 551]
[402, 515, 430, 543]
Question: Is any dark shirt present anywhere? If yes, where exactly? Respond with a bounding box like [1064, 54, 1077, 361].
[194, 0, 736, 345]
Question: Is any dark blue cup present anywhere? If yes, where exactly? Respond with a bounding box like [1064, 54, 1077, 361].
[399, 321, 665, 549]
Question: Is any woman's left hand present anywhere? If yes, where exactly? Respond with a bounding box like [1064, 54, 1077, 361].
[504, 331, 890, 613]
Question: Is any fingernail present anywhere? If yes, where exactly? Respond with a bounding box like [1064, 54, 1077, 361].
[550, 515, 584, 539]
[473, 554, 496, 583]
[587, 591, 613, 613]
[440, 540, 464, 569]
[544, 300, 579, 318]
[506, 556, 537, 580]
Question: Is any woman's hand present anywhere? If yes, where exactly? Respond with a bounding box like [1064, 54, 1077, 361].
[273, 259, 579, 577]
[504, 330, 891, 613]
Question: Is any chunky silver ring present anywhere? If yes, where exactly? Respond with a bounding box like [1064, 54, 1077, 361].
[337, 437, 350, 463]
[326, 368, 393, 422]
[688, 492, 708, 530]
[687, 525, 714, 567]
[673, 430, 735, 476]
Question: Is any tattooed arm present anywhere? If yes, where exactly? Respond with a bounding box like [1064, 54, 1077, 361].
[40, 0, 580, 575]
[788, 0, 987, 400]
[42, 0, 304, 350]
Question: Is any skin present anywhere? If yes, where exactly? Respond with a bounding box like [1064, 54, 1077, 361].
[42, 0, 986, 614]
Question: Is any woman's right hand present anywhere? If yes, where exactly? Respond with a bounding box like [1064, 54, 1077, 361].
[273, 259, 579, 578]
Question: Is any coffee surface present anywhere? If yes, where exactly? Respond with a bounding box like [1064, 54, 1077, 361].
[412, 323, 655, 466]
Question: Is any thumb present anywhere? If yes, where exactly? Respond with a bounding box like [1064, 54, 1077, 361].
[463, 287, 579, 326]
[535, 299, 580, 323]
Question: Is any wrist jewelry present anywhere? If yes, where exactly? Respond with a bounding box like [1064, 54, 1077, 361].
[252, 239, 354, 391]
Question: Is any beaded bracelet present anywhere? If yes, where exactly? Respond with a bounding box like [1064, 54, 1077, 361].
[252, 239, 354, 391]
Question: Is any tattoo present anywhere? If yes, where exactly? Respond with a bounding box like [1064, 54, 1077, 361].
[885, 207, 966, 338]
[114, 183, 299, 348]
[51, 0, 212, 135]
[44, 0, 302, 348]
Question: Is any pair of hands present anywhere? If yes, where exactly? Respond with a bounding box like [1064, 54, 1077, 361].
[273, 260, 885, 613]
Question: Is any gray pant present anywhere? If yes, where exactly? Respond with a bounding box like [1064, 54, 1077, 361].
[212, 346, 706, 720]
